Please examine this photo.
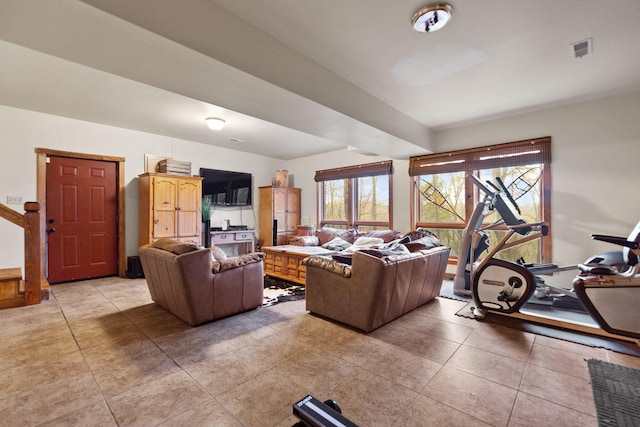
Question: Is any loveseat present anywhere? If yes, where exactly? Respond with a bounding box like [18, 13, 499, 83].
[303, 231, 450, 332]
[138, 239, 265, 326]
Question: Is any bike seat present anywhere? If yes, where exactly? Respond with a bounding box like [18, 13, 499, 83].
[577, 263, 617, 275]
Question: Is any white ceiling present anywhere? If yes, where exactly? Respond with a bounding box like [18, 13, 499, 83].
[1, 0, 640, 160]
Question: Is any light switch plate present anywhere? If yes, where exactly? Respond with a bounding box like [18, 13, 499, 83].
[7, 196, 23, 204]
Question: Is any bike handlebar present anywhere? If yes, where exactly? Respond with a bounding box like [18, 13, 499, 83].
[496, 176, 521, 214]
[468, 174, 494, 196]
[591, 234, 640, 249]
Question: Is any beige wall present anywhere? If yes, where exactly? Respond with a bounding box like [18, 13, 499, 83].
[0, 105, 286, 270]
[432, 89, 640, 265]
[286, 151, 412, 235]
[288, 89, 640, 266]
[2, 88, 640, 272]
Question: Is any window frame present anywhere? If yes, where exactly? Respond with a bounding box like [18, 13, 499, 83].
[316, 161, 394, 230]
[409, 137, 552, 263]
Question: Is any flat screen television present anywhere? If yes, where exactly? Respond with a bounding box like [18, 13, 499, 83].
[200, 168, 252, 206]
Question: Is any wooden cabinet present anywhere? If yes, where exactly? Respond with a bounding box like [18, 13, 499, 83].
[139, 173, 203, 246]
[263, 248, 307, 285]
[262, 246, 335, 285]
[258, 186, 301, 248]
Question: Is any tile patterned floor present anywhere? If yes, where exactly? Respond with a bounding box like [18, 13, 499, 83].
[2, 276, 639, 426]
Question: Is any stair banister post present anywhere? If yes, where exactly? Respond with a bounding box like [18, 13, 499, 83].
[23, 202, 41, 305]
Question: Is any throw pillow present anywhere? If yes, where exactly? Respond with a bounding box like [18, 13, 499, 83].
[412, 235, 441, 249]
[404, 242, 428, 252]
[356, 229, 402, 243]
[343, 236, 385, 253]
[289, 235, 320, 246]
[403, 227, 439, 242]
[380, 236, 410, 250]
[316, 227, 357, 245]
[210, 245, 228, 261]
[359, 244, 410, 258]
[321, 237, 352, 251]
[353, 236, 385, 246]
[404, 234, 442, 252]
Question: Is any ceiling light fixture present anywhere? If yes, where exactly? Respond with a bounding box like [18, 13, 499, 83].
[205, 117, 225, 131]
[411, 3, 453, 33]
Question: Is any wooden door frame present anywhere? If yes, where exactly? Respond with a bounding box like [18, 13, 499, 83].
[35, 148, 126, 278]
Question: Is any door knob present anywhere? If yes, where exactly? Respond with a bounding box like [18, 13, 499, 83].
[47, 227, 56, 234]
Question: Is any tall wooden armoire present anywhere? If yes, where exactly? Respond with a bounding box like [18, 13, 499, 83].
[138, 173, 203, 246]
[258, 186, 301, 248]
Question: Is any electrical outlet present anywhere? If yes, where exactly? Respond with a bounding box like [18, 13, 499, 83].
[6, 196, 23, 204]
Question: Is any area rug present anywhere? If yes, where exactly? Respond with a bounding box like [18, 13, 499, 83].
[587, 359, 640, 426]
[438, 279, 469, 302]
[262, 277, 305, 307]
[454, 301, 476, 319]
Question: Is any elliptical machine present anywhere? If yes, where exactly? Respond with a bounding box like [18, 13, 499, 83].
[453, 174, 640, 341]
[453, 174, 561, 316]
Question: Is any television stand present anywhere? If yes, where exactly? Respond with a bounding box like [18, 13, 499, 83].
[210, 230, 256, 257]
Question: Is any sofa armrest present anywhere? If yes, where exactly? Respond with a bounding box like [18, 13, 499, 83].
[302, 256, 351, 277]
[217, 252, 266, 272]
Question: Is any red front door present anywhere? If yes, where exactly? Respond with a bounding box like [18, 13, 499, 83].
[46, 156, 118, 283]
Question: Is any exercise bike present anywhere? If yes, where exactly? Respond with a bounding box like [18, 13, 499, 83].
[453, 174, 640, 341]
[574, 222, 640, 339]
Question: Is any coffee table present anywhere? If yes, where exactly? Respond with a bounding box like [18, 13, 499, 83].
[261, 245, 335, 285]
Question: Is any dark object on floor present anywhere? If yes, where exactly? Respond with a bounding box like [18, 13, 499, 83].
[126, 256, 144, 278]
[292, 394, 358, 427]
[588, 359, 640, 427]
[454, 302, 476, 319]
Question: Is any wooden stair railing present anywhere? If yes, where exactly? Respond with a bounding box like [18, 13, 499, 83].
[0, 202, 46, 308]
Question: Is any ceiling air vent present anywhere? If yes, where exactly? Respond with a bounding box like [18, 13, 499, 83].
[571, 38, 592, 59]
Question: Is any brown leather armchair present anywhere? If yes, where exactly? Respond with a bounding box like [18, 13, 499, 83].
[139, 239, 265, 326]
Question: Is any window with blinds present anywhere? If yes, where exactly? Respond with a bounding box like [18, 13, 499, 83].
[316, 161, 394, 231]
[410, 137, 552, 263]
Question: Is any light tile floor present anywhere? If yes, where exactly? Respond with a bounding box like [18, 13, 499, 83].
[2, 276, 639, 426]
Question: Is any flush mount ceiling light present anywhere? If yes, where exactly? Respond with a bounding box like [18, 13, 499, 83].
[205, 117, 225, 131]
[411, 3, 453, 33]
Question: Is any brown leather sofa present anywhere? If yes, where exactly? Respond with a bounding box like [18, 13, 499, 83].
[303, 245, 451, 332]
[289, 227, 402, 250]
[138, 239, 265, 326]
